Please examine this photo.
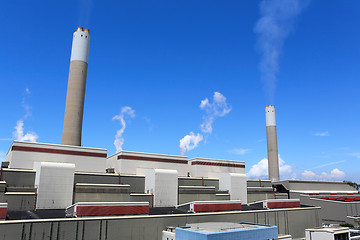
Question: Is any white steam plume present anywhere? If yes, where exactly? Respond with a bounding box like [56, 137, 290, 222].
[113, 106, 135, 152]
[179, 132, 203, 156]
[78, 0, 95, 26]
[254, 0, 308, 101]
[13, 120, 38, 142]
[179, 92, 231, 155]
[200, 92, 231, 134]
[13, 88, 38, 142]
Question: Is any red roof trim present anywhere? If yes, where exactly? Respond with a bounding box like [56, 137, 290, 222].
[191, 161, 245, 168]
[118, 154, 188, 164]
[12, 145, 107, 158]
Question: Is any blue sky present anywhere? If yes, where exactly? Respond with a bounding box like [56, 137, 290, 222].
[0, 0, 359, 182]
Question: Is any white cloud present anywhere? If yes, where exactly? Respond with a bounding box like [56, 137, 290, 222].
[13, 120, 38, 142]
[301, 168, 346, 181]
[301, 170, 318, 180]
[254, 0, 308, 101]
[0, 152, 5, 162]
[247, 155, 295, 180]
[247, 158, 268, 179]
[308, 160, 345, 170]
[349, 153, 360, 159]
[229, 148, 250, 155]
[179, 132, 203, 156]
[313, 131, 330, 137]
[12, 88, 38, 142]
[113, 106, 135, 152]
[200, 92, 231, 134]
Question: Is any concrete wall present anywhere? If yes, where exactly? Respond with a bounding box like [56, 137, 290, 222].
[278, 180, 357, 192]
[74, 173, 145, 193]
[0, 168, 35, 188]
[178, 177, 219, 191]
[247, 179, 272, 188]
[248, 191, 288, 203]
[300, 194, 360, 224]
[130, 194, 153, 207]
[4, 192, 36, 211]
[73, 183, 131, 203]
[0, 207, 321, 239]
[178, 186, 219, 205]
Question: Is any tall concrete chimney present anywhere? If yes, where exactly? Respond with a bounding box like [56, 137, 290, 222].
[265, 105, 280, 182]
[61, 27, 90, 146]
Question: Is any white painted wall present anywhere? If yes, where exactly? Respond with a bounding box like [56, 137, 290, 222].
[210, 173, 247, 204]
[108, 151, 188, 176]
[7, 141, 107, 173]
[70, 28, 90, 63]
[106, 154, 119, 172]
[305, 228, 350, 240]
[162, 231, 175, 240]
[141, 169, 178, 207]
[265, 105, 276, 126]
[34, 162, 75, 209]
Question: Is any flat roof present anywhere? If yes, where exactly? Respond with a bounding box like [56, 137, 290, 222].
[182, 222, 271, 233]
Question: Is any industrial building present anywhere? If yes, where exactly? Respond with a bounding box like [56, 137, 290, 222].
[0, 27, 358, 240]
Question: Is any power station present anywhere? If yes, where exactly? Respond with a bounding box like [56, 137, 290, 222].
[0, 27, 357, 240]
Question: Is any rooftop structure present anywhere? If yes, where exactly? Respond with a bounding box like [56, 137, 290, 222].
[175, 222, 278, 240]
[305, 227, 350, 240]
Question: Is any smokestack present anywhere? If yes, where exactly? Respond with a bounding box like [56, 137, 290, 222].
[61, 27, 90, 146]
[265, 105, 280, 182]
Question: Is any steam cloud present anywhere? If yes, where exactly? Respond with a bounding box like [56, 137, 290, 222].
[13, 120, 38, 142]
[179, 132, 203, 156]
[113, 106, 135, 152]
[13, 88, 38, 142]
[78, 0, 95, 26]
[254, 0, 308, 101]
[179, 92, 231, 155]
[200, 92, 232, 134]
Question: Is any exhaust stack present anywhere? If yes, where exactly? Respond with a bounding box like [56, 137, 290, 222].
[61, 27, 90, 146]
[265, 105, 280, 182]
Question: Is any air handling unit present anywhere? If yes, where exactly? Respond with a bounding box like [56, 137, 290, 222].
[62, 27, 90, 146]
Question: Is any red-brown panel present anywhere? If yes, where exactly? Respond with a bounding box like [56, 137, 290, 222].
[12, 145, 107, 158]
[118, 155, 188, 164]
[193, 203, 242, 212]
[0, 207, 7, 219]
[76, 205, 149, 216]
[191, 161, 245, 168]
[266, 201, 300, 209]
